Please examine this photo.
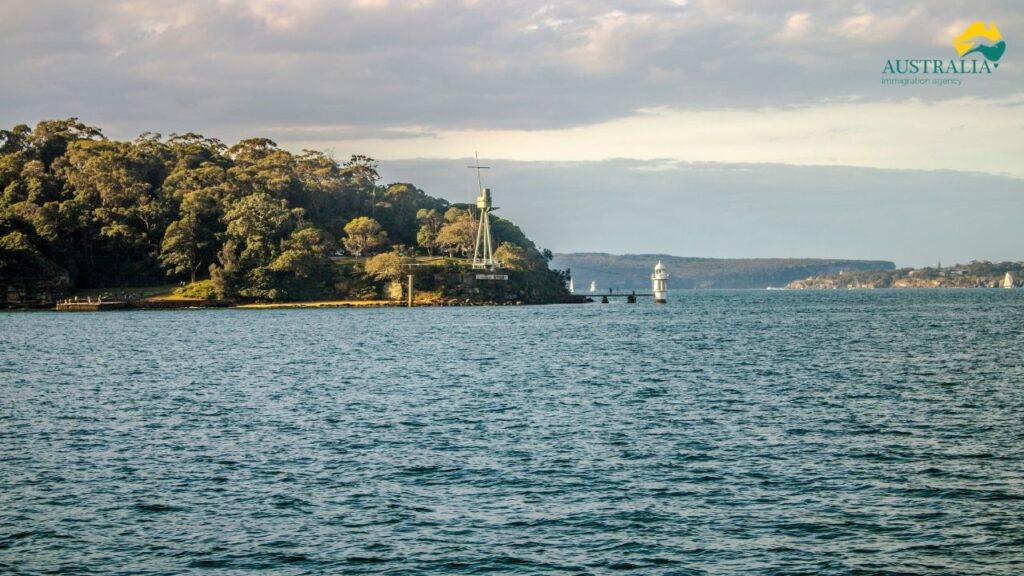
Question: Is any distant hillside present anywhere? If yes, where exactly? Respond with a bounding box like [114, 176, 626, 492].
[551, 253, 896, 290]
[787, 261, 1023, 289]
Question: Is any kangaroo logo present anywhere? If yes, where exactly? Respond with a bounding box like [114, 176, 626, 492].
[953, 21, 1006, 62]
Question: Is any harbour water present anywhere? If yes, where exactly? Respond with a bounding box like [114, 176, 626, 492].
[2, 290, 1023, 574]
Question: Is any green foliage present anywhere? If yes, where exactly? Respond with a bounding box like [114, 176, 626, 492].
[364, 251, 405, 283]
[270, 227, 337, 282]
[415, 208, 443, 256]
[210, 240, 243, 299]
[436, 207, 477, 256]
[342, 216, 387, 256]
[0, 226, 70, 304]
[494, 242, 539, 272]
[374, 183, 447, 246]
[223, 192, 297, 269]
[0, 119, 572, 304]
[160, 187, 221, 282]
[173, 279, 217, 300]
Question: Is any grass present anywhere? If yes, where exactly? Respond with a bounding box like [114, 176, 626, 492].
[149, 292, 203, 301]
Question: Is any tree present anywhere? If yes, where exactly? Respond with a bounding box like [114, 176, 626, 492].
[56, 139, 171, 284]
[494, 242, 541, 272]
[364, 251, 405, 283]
[0, 229, 70, 301]
[0, 124, 31, 155]
[435, 207, 477, 257]
[159, 189, 220, 283]
[166, 132, 228, 170]
[159, 162, 228, 283]
[342, 216, 387, 256]
[222, 192, 297, 269]
[294, 150, 347, 229]
[270, 227, 335, 280]
[415, 208, 443, 256]
[373, 183, 446, 245]
[233, 226, 342, 301]
[28, 118, 104, 168]
[226, 138, 299, 203]
[210, 240, 242, 298]
[341, 155, 381, 217]
[341, 155, 380, 190]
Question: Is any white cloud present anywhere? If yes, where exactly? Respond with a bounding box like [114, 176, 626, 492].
[833, 13, 875, 38]
[777, 12, 811, 40]
[831, 7, 920, 41]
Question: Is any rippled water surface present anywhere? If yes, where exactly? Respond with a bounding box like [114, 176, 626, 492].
[2, 290, 1024, 574]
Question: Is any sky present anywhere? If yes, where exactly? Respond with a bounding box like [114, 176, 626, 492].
[1, 0, 1022, 266]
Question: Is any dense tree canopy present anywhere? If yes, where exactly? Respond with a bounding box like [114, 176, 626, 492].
[435, 207, 477, 257]
[0, 119, 570, 304]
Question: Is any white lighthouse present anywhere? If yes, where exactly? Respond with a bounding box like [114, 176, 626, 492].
[651, 261, 668, 304]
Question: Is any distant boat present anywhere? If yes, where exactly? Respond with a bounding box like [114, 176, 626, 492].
[589, 281, 597, 293]
[1003, 272, 1015, 289]
[569, 278, 575, 293]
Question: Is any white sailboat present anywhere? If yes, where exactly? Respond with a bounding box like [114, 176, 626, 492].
[569, 278, 575, 293]
[1003, 272, 1015, 289]
[589, 281, 597, 293]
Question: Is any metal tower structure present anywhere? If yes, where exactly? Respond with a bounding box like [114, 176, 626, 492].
[468, 153, 498, 269]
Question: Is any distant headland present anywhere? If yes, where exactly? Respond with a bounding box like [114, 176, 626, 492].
[787, 261, 1023, 290]
[552, 253, 896, 290]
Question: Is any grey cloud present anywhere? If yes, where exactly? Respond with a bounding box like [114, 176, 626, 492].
[1, 0, 1021, 140]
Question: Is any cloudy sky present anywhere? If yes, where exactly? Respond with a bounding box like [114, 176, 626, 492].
[2, 0, 1021, 265]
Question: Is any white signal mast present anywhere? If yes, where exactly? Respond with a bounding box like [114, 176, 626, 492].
[468, 152, 498, 269]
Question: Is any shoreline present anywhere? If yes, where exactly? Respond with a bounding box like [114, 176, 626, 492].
[8, 287, 1021, 311]
[38, 295, 588, 311]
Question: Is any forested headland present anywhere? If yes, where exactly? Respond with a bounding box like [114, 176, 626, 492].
[0, 119, 572, 307]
